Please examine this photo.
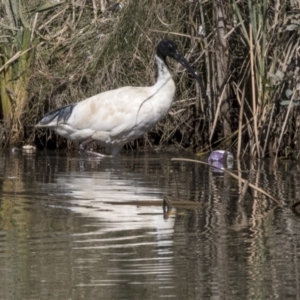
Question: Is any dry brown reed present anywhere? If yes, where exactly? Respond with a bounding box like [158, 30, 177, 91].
[0, 0, 300, 159]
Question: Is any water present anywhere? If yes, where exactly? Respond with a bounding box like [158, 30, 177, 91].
[0, 150, 300, 299]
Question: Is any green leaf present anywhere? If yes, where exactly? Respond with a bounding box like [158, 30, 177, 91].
[232, 1, 249, 43]
[0, 35, 14, 39]
[280, 100, 300, 107]
[285, 89, 293, 98]
[18, 0, 30, 28]
[280, 100, 290, 106]
[286, 24, 299, 31]
[0, 21, 19, 31]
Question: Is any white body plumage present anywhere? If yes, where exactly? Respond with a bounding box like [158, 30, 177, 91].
[36, 39, 204, 156]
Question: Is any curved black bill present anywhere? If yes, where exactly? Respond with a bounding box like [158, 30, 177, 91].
[176, 55, 208, 103]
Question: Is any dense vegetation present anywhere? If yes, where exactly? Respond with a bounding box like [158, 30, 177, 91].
[1, 0, 300, 160]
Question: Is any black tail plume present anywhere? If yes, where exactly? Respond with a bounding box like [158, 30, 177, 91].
[38, 103, 77, 125]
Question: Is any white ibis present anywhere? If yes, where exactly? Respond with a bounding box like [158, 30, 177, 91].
[36, 39, 206, 156]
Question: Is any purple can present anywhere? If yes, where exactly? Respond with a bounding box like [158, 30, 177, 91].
[208, 150, 233, 172]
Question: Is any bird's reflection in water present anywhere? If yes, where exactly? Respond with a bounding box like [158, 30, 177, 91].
[50, 163, 175, 239]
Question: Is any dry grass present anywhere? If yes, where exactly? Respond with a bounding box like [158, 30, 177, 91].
[1, 0, 300, 158]
[27, 0, 204, 150]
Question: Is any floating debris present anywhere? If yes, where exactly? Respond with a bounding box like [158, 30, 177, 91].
[11, 147, 20, 153]
[207, 150, 234, 172]
[22, 145, 36, 152]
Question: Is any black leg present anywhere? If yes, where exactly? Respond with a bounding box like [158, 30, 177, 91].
[79, 139, 112, 157]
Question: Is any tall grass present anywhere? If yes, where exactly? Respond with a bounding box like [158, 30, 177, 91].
[0, 0, 38, 144]
[230, 0, 300, 159]
[0, 0, 299, 159]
